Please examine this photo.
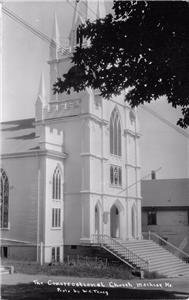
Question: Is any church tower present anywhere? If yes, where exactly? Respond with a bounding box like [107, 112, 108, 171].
[37, 0, 142, 259]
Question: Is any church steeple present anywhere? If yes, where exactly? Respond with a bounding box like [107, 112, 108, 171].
[38, 72, 46, 101]
[96, 0, 106, 19]
[69, 0, 106, 49]
[49, 12, 60, 60]
[35, 72, 46, 121]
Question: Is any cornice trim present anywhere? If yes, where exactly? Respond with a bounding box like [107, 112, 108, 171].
[125, 163, 141, 169]
[80, 152, 108, 161]
[1, 149, 67, 160]
[79, 190, 142, 200]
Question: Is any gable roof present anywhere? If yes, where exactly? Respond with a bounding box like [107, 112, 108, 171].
[0, 118, 40, 154]
[141, 178, 189, 207]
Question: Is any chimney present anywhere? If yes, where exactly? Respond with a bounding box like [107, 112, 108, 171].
[151, 170, 156, 180]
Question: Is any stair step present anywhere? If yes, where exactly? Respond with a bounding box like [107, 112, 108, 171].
[125, 245, 173, 255]
[125, 246, 168, 252]
[149, 261, 186, 268]
[150, 265, 189, 274]
[133, 251, 172, 258]
[140, 256, 179, 262]
[125, 245, 171, 253]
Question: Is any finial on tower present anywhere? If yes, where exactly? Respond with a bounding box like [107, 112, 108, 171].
[50, 12, 60, 60]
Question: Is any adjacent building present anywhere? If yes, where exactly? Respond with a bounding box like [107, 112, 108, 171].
[142, 178, 189, 254]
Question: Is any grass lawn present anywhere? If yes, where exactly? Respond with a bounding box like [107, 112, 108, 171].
[1, 259, 189, 299]
[2, 259, 136, 280]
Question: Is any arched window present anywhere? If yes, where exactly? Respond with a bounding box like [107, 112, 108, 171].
[52, 167, 62, 200]
[110, 108, 121, 156]
[0, 169, 9, 228]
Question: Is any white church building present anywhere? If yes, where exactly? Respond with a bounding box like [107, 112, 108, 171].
[0, 1, 142, 264]
[1, 1, 189, 277]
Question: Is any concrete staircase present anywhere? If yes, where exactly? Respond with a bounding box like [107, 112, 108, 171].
[92, 234, 189, 277]
[121, 239, 189, 277]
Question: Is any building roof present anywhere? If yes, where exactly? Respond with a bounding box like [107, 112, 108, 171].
[141, 178, 189, 207]
[0, 118, 40, 154]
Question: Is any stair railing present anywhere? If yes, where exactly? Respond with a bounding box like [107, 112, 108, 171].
[92, 234, 149, 271]
[143, 231, 189, 263]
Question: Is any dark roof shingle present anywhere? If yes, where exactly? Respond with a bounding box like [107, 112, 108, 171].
[141, 178, 189, 207]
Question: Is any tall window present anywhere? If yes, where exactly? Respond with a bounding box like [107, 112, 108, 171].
[147, 211, 157, 225]
[52, 167, 62, 200]
[0, 169, 9, 228]
[110, 108, 122, 156]
[52, 208, 61, 228]
[52, 246, 60, 263]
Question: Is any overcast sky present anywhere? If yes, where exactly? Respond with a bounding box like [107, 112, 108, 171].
[3, 1, 75, 121]
[2, 0, 189, 179]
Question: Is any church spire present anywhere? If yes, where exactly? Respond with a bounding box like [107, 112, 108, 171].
[49, 12, 60, 60]
[35, 72, 46, 121]
[38, 72, 46, 101]
[96, 0, 106, 19]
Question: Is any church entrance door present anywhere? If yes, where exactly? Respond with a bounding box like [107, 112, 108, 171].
[131, 205, 137, 238]
[110, 205, 120, 238]
[95, 205, 100, 235]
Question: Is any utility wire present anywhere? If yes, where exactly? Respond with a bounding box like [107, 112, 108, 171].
[67, 0, 85, 21]
[2, 6, 67, 53]
[83, 1, 99, 19]
[3, 3, 189, 139]
[118, 167, 162, 194]
[141, 105, 189, 139]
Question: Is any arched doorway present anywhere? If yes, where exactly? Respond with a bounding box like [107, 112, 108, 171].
[131, 205, 137, 238]
[110, 205, 120, 238]
[95, 205, 100, 235]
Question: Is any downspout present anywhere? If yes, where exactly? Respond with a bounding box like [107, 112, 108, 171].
[37, 154, 40, 262]
[101, 97, 104, 237]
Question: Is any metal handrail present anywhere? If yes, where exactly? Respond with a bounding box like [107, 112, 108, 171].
[92, 234, 149, 270]
[143, 231, 189, 259]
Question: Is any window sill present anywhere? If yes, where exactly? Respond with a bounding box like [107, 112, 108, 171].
[110, 154, 122, 159]
[52, 199, 62, 202]
[0, 227, 10, 231]
[51, 227, 62, 230]
[110, 184, 122, 188]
